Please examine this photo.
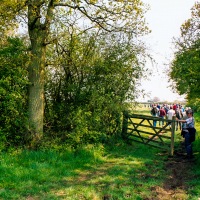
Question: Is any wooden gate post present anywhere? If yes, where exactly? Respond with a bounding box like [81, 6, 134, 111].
[122, 111, 128, 140]
[170, 116, 176, 156]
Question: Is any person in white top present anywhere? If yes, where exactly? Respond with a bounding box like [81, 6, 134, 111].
[167, 106, 175, 128]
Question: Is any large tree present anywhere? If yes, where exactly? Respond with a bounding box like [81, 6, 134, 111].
[169, 2, 200, 100]
[1, 0, 149, 143]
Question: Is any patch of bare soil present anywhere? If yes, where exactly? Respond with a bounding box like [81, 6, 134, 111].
[72, 142, 197, 200]
[150, 143, 196, 200]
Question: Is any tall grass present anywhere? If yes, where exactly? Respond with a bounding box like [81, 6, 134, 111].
[1, 139, 199, 200]
[0, 142, 167, 200]
[0, 145, 105, 200]
[0, 110, 199, 199]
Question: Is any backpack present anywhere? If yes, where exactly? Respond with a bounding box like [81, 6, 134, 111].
[188, 128, 196, 142]
[151, 108, 157, 115]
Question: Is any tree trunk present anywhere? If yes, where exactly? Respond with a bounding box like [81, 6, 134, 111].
[27, 0, 47, 143]
[28, 31, 46, 142]
[27, 0, 54, 146]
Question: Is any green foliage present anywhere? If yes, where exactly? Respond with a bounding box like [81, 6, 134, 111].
[186, 98, 200, 112]
[170, 39, 200, 99]
[0, 0, 26, 35]
[170, 2, 200, 102]
[1, 0, 150, 148]
[191, 111, 200, 197]
[0, 37, 29, 150]
[44, 31, 146, 147]
[26, 0, 150, 139]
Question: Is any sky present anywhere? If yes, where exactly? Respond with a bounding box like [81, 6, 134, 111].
[138, 0, 195, 102]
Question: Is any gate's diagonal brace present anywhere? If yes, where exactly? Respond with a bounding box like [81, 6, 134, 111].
[145, 119, 166, 144]
[122, 112, 176, 155]
[146, 120, 173, 145]
[129, 118, 145, 129]
[146, 128, 164, 144]
[129, 117, 145, 143]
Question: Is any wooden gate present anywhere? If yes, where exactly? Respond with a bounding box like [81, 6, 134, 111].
[122, 111, 176, 155]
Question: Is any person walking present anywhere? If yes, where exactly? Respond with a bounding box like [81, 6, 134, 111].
[175, 106, 183, 131]
[159, 106, 166, 127]
[151, 105, 159, 127]
[173, 103, 177, 111]
[167, 106, 175, 128]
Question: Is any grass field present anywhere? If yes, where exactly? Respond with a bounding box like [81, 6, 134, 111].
[0, 108, 200, 200]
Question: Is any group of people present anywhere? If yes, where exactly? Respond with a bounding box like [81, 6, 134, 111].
[150, 103, 196, 159]
[150, 103, 184, 128]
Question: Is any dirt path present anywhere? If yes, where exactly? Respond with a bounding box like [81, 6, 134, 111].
[151, 143, 196, 200]
[74, 142, 197, 200]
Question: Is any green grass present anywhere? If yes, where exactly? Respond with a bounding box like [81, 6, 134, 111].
[0, 146, 102, 199]
[0, 143, 167, 200]
[0, 110, 199, 199]
[188, 112, 200, 199]
[1, 141, 199, 200]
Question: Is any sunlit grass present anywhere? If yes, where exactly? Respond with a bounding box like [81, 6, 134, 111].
[0, 142, 166, 200]
[0, 110, 199, 199]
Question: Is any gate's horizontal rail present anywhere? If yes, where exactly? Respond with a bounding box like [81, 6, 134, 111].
[128, 137, 169, 150]
[128, 114, 175, 122]
[128, 128, 171, 139]
[128, 122, 172, 131]
[122, 112, 176, 155]
[129, 134, 166, 144]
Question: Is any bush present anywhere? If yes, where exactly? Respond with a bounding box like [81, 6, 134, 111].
[0, 37, 29, 150]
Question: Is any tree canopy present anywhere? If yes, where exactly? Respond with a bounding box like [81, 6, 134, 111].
[0, 0, 151, 148]
[169, 2, 200, 101]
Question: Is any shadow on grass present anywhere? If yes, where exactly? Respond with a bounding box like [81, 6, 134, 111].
[0, 140, 198, 200]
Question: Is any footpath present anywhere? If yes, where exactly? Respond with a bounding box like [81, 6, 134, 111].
[152, 140, 198, 200]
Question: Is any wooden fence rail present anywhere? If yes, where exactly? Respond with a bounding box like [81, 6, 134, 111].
[122, 111, 176, 156]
